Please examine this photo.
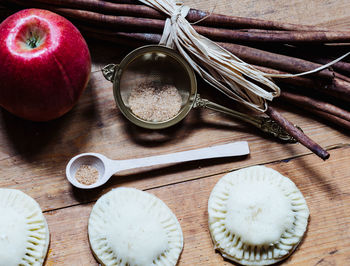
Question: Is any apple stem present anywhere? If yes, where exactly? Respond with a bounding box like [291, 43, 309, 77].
[26, 32, 39, 49]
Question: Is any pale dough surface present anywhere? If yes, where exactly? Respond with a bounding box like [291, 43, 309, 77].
[88, 187, 183, 266]
[208, 166, 309, 265]
[0, 188, 50, 266]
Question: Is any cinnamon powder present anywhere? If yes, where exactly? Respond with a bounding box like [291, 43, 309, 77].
[75, 165, 99, 185]
[128, 82, 182, 122]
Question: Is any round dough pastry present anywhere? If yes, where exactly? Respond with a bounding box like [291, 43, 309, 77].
[208, 166, 309, 265]
[0, 188, 50, 266]
[88, 187, 183, 266]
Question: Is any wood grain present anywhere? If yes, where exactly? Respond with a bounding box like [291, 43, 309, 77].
[0, 0, 349, 265]
[43, 147, 350, 265]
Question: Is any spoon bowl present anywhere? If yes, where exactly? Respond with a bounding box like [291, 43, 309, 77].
[66, 153, 110, 189]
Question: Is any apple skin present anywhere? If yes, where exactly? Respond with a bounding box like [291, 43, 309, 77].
[0, 9, 91, 121]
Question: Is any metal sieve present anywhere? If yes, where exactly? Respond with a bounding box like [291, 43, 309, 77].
[102, 45, 295, 141]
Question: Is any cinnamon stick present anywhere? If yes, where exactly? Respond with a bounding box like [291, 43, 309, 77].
[81, 27, 151, 46]
[6, 0, 328, 31]
[303, 108, 350, 131]
[3, 1, 350, 44]
[279, 91, 350, 122]
[78, 24, 162, 44]
[266, 106, 330, 160]
[44, 9, 350, 44]
[280, 48, 350, 76]
[311, 58, 350, 77]
[218, 42, 334, 80]
[254, 65, 350, 102]
[249, 43, 350, 76]
[274, 95, 350, 131]
[31, 0, 168, 20]
[196, 26, 350, 43]
[328, 78, 350, 100]
[113, 0, 329, 31]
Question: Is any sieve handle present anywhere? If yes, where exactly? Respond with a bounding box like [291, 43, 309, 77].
[193, 94, 298, 142]
[102, 63, 118, 82]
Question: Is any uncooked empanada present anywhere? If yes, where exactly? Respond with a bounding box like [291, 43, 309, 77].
[0, 188, 50, 266]
[88, 187, 183, 266]
[208, 166, 309, 265]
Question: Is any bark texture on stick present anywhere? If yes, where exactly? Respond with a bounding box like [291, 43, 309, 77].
[274, 95, 350, 131]
[266, 106, 330, 160]
[219, 42, 334, 80]
[279, 91, 350, 122]
[304, 108, 350, 131]
[254, 65, 350, 102]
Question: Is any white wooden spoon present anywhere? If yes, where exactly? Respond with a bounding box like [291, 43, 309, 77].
[66, 141, 249, 189]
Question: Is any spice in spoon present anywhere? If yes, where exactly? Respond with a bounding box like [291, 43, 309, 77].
[75, 164, 99, 185]
[128, 82, 182, 122]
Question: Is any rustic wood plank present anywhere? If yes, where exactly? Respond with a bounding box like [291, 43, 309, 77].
[0, 1, 350, 265]
[43, 146, 350, 265]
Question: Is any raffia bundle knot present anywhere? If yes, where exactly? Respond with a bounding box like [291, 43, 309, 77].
[169, 3, 188, 24]
[138, 0, 349, 112]
[160, 1, 189, 48]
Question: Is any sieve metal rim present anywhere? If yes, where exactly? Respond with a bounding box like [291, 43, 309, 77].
[112, 45, 197, 129]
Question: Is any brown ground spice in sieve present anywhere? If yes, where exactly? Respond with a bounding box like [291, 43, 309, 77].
[128, 82, 182, 122]
[75, 165, 99, 185]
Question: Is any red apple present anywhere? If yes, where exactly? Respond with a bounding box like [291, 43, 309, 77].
[0, 9, 91, 121]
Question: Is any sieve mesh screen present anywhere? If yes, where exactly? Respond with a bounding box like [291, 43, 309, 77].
[119, 51, 191, 116]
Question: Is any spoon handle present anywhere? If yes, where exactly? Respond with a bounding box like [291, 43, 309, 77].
[113, 141, 249, 173]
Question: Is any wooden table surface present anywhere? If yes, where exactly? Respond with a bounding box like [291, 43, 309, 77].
[1, 0, 350, 265]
